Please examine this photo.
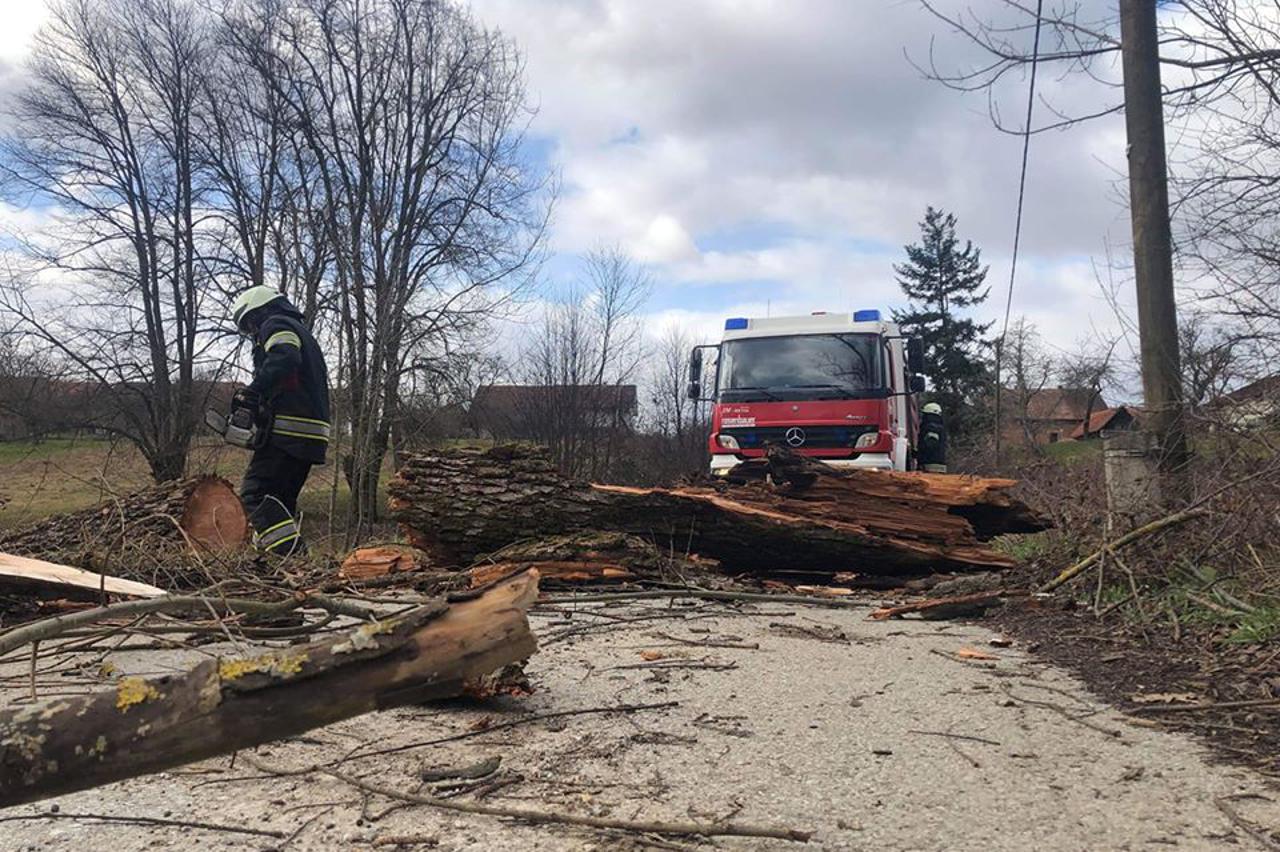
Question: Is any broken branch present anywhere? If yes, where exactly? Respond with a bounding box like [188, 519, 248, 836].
[0, 571, 539, 807]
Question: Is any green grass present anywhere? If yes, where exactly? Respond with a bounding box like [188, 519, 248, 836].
[994, 530, 1056, 563]
[0, 438, 93, 464]
[0, 437, 388, 554]
[1224, 607, 1280, 644]
[1042, 439, 1103, 463]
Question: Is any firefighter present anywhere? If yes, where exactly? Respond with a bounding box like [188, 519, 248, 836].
[230, 286, 331, 556]
[918, 401, 948, 473]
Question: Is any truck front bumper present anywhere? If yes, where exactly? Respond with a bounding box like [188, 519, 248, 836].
[709, 452, 894, 476]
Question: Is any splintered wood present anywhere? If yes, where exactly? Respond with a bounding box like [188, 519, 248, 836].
[339, 544, 432, 581]
[389, 445, 1049, 578]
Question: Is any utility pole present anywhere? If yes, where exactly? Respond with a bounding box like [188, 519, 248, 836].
[1119, 0, 1189, 501]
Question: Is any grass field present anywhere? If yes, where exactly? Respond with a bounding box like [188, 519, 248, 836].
[0, 437, 365, 553]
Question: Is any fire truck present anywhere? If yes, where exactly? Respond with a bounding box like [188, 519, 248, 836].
[689, 310, 926, 474]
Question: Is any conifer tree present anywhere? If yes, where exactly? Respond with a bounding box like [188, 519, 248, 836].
[892, 207, 992, 436]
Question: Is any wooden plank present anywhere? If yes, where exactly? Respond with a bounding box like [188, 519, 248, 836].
[0, 551, 166, 598]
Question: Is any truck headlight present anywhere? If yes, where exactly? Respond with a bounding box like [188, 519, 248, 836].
[716, 434, 740, 450]
[854, 431, 879, 449]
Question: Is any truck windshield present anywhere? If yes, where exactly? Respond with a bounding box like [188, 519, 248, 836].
[718, 333, 884, 400]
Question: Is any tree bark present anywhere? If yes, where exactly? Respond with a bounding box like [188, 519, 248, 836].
[388, 446, 1049, 577]
[0, 475, 248, 560]
[0, 571, 539, 807]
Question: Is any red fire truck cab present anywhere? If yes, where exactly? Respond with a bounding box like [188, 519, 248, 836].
[689, 310, 927, 474]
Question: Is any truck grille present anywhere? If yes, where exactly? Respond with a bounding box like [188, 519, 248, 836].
[720, 425, 877, 450]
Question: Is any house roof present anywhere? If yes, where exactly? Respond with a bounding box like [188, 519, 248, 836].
[1068, 405, 1141, 440]
[1018, 388, 1106, 422]
[1220, 375, 1280, 404]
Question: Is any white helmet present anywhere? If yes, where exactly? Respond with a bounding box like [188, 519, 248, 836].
[231, 286, 285, 333]
[922, 402, 942, 415]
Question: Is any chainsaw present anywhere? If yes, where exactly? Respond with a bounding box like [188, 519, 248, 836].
[205, 391, 265, 449]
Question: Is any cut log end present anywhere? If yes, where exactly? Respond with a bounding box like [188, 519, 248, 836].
[0, 475, 250, 561]
[180, 476, 250, 552]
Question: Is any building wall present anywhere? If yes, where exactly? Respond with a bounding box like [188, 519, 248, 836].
[1001, 418, 1081, 448]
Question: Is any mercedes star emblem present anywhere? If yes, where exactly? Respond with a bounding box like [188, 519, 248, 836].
[785, 427, 806, 448]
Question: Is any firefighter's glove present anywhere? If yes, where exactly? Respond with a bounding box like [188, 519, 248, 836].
[232, 387, 261, 415]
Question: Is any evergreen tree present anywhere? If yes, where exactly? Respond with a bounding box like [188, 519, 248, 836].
[892, 207, 993, 436]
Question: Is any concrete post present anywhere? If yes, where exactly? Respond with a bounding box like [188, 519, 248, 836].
[1102, 430, 1160, 533]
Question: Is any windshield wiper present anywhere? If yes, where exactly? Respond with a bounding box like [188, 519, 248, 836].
[788, 384, 883, 398]
[726, 386, 783, 401]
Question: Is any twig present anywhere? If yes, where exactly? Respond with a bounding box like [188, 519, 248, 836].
[907, 729, 1002, 746]
[1216, 796, 1280, 851]
[342, 701, 679, 763]
[327, 768, 812, 842]
[28, 641, 38, 701]
[0, 592, 378, 659]
[611, 661, 738, 672]
[650, 631, 760, 650]
[1005, 691, 1123, 738]
[373, 836, 439, 848]
[540, 589, 873, 610]
[1041, 508, 1209, 592]
[0, 811, 287, 838]
[1131, 697, 1280, 714]
[869, 590, 1017, 620]
[944, 736, 982, 768]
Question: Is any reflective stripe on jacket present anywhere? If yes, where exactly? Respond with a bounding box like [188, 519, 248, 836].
[249, 307, 331, 465]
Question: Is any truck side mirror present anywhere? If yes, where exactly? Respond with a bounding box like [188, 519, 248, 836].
[687, 348, 704, 400]
[907, 339, 925, 374]
[910, 374, 927, 394]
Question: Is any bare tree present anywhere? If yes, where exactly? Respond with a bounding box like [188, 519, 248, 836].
[221, 0, 549, 536]
[1179, 312, 1244, 411]
[0, 0, 218, 481]
[1002, 317, 1056, 451]
[1057, 334, 1120, 437]
[918, 2, 1280, 356]
[916, 2, 1280, 135]
[203, 2, 333, 320]
[519, 248, 650, 480]
[642, 323, 710, 478]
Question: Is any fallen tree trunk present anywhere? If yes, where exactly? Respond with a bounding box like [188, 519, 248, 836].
[0, 571, 539, 807]
[0, 475, 248, 558]
[389, 446, 1049, 576]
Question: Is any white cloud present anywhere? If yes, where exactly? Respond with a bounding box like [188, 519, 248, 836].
[470, 0, 1140, 356]
[3, 0, 1147, 361]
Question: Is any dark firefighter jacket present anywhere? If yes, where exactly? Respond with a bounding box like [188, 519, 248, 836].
[248, 300, 331, 465]
[917, 410, 947, 468]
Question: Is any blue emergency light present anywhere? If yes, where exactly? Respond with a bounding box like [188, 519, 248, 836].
[854, 309, 881, 322]
[724, 317, 749, 330]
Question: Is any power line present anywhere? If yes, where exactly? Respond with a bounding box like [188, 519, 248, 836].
[993, 0, 1045, 466]
[1003, 1, 1044, 342]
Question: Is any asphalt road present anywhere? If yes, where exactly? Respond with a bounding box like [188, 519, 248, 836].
[1, 596, 1275, 851]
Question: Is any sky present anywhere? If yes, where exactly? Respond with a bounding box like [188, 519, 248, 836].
[0, 0, 1140, 365]
[465, 0, 1139, 364]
